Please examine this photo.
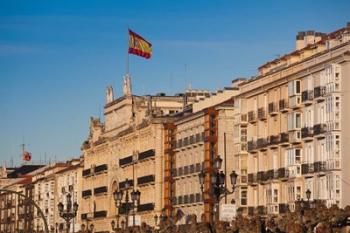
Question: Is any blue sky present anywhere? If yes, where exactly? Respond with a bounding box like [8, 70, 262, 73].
[0, 0, 349, 165]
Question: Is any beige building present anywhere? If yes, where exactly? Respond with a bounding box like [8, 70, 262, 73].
[233, 23, 350, 215]
[55, 159, 83, 232]
[32, 163, 69, 231]
[80, 76, 203, 231]
[163, 87, 239, 223]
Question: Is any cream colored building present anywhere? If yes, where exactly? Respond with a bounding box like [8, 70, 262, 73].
[232, 23, 350, 215]
[80, 76, 203, 231]
[162, 87, 239, 223]
[55, 159, 83, 232]
[32, 163, 69, 231]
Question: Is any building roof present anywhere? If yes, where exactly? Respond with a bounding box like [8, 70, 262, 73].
[7, 165, 45, 178]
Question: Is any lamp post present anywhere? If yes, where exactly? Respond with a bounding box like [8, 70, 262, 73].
[154, 214, 158, 227]
[298, 189, 312, 233]
[198, 155, 238, 222]
[113, 179, 141, 228]
[57, 193, 78, 233]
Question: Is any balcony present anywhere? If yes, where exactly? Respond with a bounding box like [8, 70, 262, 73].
[257, 171, 266, 183]
[268, 102, 278, 116]
[248, 111, 257, 123]
[313, 124, 327, 138]
[137, 203, 155, 212]
[301, 127, 313, 141]
[265, 170, 274, 181]
[94, 186, 108, 195]
[137, 175, 155, 186]
[301, 163, 314, 176]
[279, 132, 289, 146]
[279, 99, 289, 113]
[269, 135, 280, 148]
[138, 149, 155, 161]
[119, 155, 133, 167]
[302, 90, 314, 105]
[278, 167, 289, 180]
[257, 138, 268, 151]
[94, 164, 108, 174]
[195, 163, 201, 172]
[93, 210, 107, 218]
[314, 161, 327, 173]
[247, 140, 257, 153]
[314, 86, 326, 101]
[257, 107, 267, 120]
[82, 190, 92, 198]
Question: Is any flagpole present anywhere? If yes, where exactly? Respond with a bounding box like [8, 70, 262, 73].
[126, 27, 130, 75]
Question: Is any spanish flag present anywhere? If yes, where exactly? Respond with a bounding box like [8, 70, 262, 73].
[128, 29, 152, 59]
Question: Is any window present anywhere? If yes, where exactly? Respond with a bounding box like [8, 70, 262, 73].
[288, 112, 302, 130]
[285, 148, 302, 166]
[288, 80, 301, 96]
[240, 188, 247, 206]
[273, 189, 278, 203]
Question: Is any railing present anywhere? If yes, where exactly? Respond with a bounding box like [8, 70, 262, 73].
[301, 163, 314, 174]
[257, 171, 266, 182]
[279, 99, 289, 111]
[314, 124, 327, 135]
[138, 149, 155, 160]
[258, 107, 267, 120]
[247, 140, 257, 152]
[257, 138, 268, 149]
[302, 90, 314, 103]
[268, 102, 278, 114]
[248, 111, 257, 122]
[269, 135, 280, 145]
[301, 127, 313, 138]
[314, 161, 327, 172]
[314, 86, 326, 99]
[280, 132, 289, 144]
[265, 170, 274, 180]
[278, 167, 289, 179]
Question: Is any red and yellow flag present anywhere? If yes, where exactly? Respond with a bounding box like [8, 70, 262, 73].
[128, 29, 152, 59]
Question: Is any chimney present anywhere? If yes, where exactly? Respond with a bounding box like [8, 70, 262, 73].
[296, 31, 306, 50]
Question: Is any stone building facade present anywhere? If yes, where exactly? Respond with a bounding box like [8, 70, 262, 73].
[232, 23, 350, 216]
[32, 163, 69, 231]
[163, 88, 239, 223]
[54, 159, 83, 232]
[79, 76, 204, 232]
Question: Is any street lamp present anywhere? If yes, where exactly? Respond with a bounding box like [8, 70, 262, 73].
[57, 193, 79, 233]
[113, 179, 141, 228]
[154, 214, 158, 226]
[198, 155, 238, 222]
